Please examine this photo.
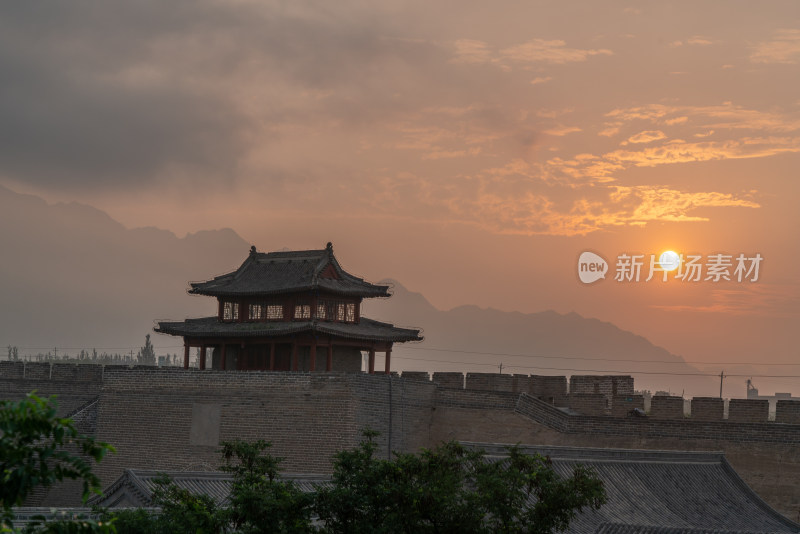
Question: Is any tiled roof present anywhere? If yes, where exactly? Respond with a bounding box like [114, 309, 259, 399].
[90, 446, 799, 533]
[595, 525, 783, 534]
[462, 443, 800, 534]
[155, 316, 422, 343]
[188, 243, 389, 298]
[91, 470, 329, 508]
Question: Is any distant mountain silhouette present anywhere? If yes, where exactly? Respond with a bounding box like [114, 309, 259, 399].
[0, 184, 249, 355]
[363, 279, 716, 396]
[0, 185, 714, 394]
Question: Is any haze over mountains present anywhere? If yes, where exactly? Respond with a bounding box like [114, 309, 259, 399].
[0, 185, 727, 396]
[363, 282, 717, 396]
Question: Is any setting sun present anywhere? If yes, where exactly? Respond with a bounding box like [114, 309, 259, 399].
[659, 250, 681, 271]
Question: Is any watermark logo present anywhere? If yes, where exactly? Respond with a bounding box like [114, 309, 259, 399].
[578, 251, 608, 284]
[578, 251, 763, 284]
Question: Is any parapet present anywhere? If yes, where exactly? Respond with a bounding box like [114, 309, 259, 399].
[0, 361, 104, 382]
[611, 394, 644, 417]
[650, 395, 684, 420]
[691, 397, 724, 421]
[569, 393, 608, 416]
[776, 399, 800, 424]
[431, 372, 464, 389]
[401, 371, 430, 382]
[727, 399, 769, 423]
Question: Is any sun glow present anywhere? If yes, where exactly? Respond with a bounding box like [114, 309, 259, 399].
[659, 250, 681, 271]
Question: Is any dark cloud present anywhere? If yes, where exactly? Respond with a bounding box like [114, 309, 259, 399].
[0, 1, 250, 189]
[0, 1, 442, 190]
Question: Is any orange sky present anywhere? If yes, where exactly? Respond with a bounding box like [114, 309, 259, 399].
[0, 1, 798, 392]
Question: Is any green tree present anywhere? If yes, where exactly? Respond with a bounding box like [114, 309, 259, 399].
[314, 431, 606, 534]
[0, 394, 115, 533]
[220, 440, 313, 533]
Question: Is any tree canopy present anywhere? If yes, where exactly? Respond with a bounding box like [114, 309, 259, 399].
[0, 393, 114, 533]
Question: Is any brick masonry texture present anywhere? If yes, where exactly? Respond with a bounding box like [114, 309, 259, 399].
[2, 363, 800, 518]
[728, 399, 769, 422]
[650, 395, 685, 419]
[776, 400, 800, 424]
[569, 393, 608, 416]
[611, 394, 644, 417]
[431, 372, 464, 389]
[691, 397, 724, 421]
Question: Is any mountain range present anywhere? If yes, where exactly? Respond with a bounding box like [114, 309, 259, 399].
[0, 184, 715, 394]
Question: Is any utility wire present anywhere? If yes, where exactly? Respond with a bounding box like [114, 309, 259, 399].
[395, 345, 799, 367]
[389, 354, 800, 379]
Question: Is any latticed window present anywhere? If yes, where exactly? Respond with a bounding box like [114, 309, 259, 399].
[223, 301, 239, 321]
[294, 303, 311, 319]
[266, 304, 283, 320]
[249, 304, 263, 320]
[316, 299, 356, 323]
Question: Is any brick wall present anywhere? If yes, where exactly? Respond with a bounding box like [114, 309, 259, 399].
[569, 375, 633, 407]
[611, 394, 644, 417]
[401, 371, 430, 381]
[529, 375, 568, 406]
[0, 362, 103, 417]
[776, 400, 800, 424]
[691, 397, 724, 421]
[728, 399, 769, 422]
[465, 373, 514, 392]
[89, 369, 443, 508]
[650, 396, 684, 420]
[568, 393, 608, 416]
[431, 372, 464, 389]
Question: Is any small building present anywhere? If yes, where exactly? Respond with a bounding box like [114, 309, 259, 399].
[155, 243, 422, 373]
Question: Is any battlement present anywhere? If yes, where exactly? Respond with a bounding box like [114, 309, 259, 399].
[3, 364, 797, 425]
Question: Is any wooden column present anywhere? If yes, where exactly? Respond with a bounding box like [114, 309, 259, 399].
[368, 348, 375, 374]
[309, 341, 317, 372]
[269, 342, 275, 371]
[221, 344, 227, 371]
[291, 343, 299, 371]
[183, 342, 190, 369]
[199, 345, 206, 370]
[326, 345, 333, 372]
[384, 348, 392, 375]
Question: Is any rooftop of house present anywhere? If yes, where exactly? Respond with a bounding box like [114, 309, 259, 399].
[155, 316, 422, 343]
[464, 443, 800, 534]
[188, 243, 390, 298]
[90, 444, 800, 533]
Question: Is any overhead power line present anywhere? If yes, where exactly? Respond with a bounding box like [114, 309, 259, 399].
[395, 345, 799, 367]
[389, 353, 800, 379]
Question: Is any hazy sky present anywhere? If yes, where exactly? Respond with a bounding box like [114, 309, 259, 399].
[1, 1, 798, 387]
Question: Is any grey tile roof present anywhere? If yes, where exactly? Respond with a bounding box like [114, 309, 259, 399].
[155, 316, 422, 343]
[188, 243, 389, 298]
[91, 470, 330, 508]
[461, 443, 800, 534]
[595, 524, 783, 534]
[90, 446, 799, 533]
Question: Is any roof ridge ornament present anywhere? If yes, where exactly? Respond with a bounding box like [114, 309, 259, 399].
[249, 245, 257, 256]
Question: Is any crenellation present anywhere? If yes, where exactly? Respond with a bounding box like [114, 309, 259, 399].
[691, 397, 724, 421]
[401, 371, 430, 381]
[465, 372, 514, 392]
[611, 394, 644, 417]
[650, 395, 685, 419]
[3, 364, 800, 514]
[431, 372, 464, 389]
[776, 399, 800, 424]
[569, 375, 633, 407]
[728, 399, 769, 422]
[568, 393, 608, 416]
